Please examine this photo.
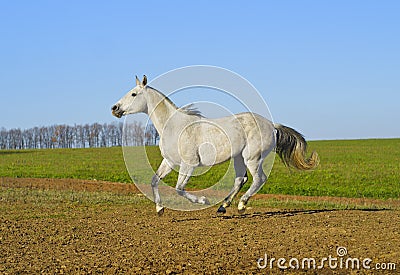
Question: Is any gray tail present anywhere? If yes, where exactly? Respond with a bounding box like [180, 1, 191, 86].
[274, 124, 319, 170]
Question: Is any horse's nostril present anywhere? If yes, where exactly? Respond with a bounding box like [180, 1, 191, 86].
[112, 105, 118, 111]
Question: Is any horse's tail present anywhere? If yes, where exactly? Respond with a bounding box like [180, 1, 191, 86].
[274, 124, 319, 170]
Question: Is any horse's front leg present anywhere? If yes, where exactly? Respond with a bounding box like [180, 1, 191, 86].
[152, 159, 172, 216]
[175, 163, 210, 205]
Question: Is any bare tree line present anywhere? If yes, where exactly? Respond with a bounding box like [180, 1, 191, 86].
[0, 122, 159, 150]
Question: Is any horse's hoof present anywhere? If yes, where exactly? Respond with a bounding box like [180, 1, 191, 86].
[217, 205, 226, 214]
[156, 205, 164, 216]
[199, 196, 210, 205]
[238, 201, 246, 214]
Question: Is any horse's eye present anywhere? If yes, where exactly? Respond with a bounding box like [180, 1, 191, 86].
[131, 93, 137, 97]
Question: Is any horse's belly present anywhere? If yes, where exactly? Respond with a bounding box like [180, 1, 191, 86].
[197, 124, 244, 165]
[198, 138, 233, 166]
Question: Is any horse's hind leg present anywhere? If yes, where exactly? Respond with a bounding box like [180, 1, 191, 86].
[238, 159, 267, 213]
[152, 159, 172, 215]
[217, 155, 248, 214]
[175, 163, 209, 205]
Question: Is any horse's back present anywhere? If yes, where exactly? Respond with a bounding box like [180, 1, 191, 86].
[209, 112, 275, 157]
[161, 112, 275, 167]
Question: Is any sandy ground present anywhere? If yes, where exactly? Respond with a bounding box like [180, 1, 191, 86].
[0, 178, 398, 274]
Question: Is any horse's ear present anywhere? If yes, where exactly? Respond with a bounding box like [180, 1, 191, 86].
[142, 75, 147, 86]
[135, 75, 140, 86]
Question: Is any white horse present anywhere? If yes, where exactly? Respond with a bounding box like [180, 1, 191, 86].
[112, 75, 319, 215]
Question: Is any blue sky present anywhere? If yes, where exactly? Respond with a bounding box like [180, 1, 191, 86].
[1, 1, 399, 140]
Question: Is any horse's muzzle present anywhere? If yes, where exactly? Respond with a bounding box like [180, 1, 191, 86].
[111, 104, 123, 118]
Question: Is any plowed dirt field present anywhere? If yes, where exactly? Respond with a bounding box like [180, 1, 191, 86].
[1, 178, 398, 274]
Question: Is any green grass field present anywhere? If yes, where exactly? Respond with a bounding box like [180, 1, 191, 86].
[1, 139, 399, 199]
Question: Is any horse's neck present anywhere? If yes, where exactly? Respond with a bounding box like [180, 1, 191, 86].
[145, 88, 185, 135]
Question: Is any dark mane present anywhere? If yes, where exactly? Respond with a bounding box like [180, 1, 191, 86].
[179, 104, 204, 117]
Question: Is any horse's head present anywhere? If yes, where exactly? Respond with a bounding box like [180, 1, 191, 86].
[112, 75, 148, 118]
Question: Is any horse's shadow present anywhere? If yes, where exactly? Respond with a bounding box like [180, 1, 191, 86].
[216, 209, 336, 220]
[215, 208, 388, 220]
[170, 208, 388, 223]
